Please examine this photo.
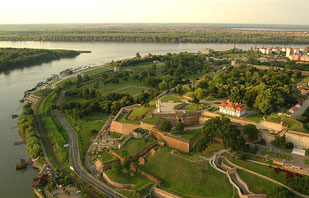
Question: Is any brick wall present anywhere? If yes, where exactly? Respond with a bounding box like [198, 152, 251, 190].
[110, 121, 140, 135]
[129, 141, 158, 162]
[110, 150, 125, 164]
[141, 171, 160, 184]
[102, 159, 121, 171]
[151, 128, 191, 153]
[151, 187, 182, 198]
[102, 172, 135, 189]
[259, 120, 284, 131]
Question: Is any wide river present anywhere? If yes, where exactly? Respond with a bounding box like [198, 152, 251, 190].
[0, 41, 307, 197]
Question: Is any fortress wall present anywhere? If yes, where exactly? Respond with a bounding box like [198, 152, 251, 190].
[202, 111, 256, 125]
[102, 159, 121, 171]
[103, 172, 135, 189]
[140, 122, 157, 131]
[110, 121, 140, 135]
[284, 131, 309, 149]
[152, 187, 182, 198]
[163, 135, 190, 153]
[129, 141, 158, 162]
[259, 120, 284, 131]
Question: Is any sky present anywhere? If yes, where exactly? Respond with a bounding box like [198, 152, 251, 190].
[1, 0, 309, 25]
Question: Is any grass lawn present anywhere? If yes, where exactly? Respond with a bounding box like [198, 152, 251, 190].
[140, 149, 233, 198]
[183, 91, 194, 99]
[244, 113, 264, 122]
[115, 86, 146, 96]
[109, 131, 122, 138]
[39, 94, 69, 165]
[81, 82, 128, 95]
[105, 169, 151, 189]
[128, 106, 153, 120]
[172, 128, 201, 140]
[33, 88, 50, 97]
[100, 152, 118, 163]
[261, 151, 292, 161]
[148, 100, 156, 108]
[205, 96, 215, 101]
[116, 114, 141, 125]
[202, 143, 225, 158]
[161, 95, 183, 103]
[114, 137, 156, 160]
[237, 169, 280, 195]
[267, 114, 309, 133]
[185, 103, 209, 111]
[223, 152, 309, 191]
[143, 117, 162, 125]
[305, 159, 309, 165]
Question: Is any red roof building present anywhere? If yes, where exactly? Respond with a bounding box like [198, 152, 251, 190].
[219, 101, 248, 117]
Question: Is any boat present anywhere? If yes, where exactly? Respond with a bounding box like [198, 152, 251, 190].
[11, 113, 19, 119]
[19, 98, 25, 103]
[16, 159, 27, 170]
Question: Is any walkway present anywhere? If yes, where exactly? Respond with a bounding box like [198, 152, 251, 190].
[291, 98, 309, 119]
[222, 156, 309, 198]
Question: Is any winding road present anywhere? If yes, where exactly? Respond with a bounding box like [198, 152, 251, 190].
[54, 110, 124, 198]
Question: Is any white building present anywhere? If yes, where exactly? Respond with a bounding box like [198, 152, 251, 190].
[219, 101, 248, 117]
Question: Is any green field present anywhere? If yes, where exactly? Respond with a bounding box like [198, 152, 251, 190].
[205, 96, 215, 101]
[115, 86, 146, 96]
[140, 149, 233, 198]
[33, 88, 51, 97]
[161, 95, 183, 103]
[261, 151, 292, 161]
[100, 152, 118, 163]
[172, 128, 201, 140]
[244, 113, 264, 122]
[267, 114, 309, 133]
[114, 137, 157, 160]
[183, 91, 194, 99]
[116, 114, 141, 125]
[39, 94, 69, 165]
[237, 169, 280, 195]
[105, 169, 152, 190]
[128, 106, 153, 120]
[224, 152, 309, 190]
[143, 117, 162, 124]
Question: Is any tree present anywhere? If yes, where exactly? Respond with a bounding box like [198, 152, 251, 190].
[159, 80, 169, 91]
[194, 88, 204, 100]
[76, 74, 82, 85]
[136, 53, 141, 59]
[160, 120, 172, 132]
[243, 124, 259, 141]
[111, 163, 122, 175]
[192, 95, 200, 104]
[175, 122, 184, 133]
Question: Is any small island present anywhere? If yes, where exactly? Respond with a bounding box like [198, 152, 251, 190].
[0, 47, 90, 72]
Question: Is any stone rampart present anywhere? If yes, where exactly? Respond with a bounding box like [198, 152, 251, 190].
[259, 120, 284, 131]
[103, 172, 135, 189]
[202, 111, 256, 125]
[102, 159, 121, 171]
[152, 187, 182, 198]
[284, 131, 309, 149]
[110, 121, 140, 135]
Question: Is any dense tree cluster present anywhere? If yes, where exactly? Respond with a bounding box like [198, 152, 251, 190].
[1, 29, 309, 44]
[198, 65, 298, 115]
[194, 116, 245, 152]
[60, 89, 135, 118]
[0, 48, 81, 72]
[18, 103, 42, 159]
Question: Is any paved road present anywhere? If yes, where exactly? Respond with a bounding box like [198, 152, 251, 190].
[291, 98, 309, 119]
[54, 110, 123, 198]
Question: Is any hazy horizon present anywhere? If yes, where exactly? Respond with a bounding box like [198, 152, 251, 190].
[1, 0, 309, 25]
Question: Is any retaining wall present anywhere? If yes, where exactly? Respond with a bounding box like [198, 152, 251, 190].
[152, 187, 182, 198]
[151, 128, 191, 153]
[284, 131, 309, 149]
[202, 111, 256, 125]
[110, 121, 140, 135]
[103, 172, 135, 189]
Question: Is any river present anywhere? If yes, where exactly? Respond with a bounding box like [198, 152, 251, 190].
[0, 41, 307, 197]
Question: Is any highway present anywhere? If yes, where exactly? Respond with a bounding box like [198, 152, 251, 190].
[54, 110, 124, 198]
